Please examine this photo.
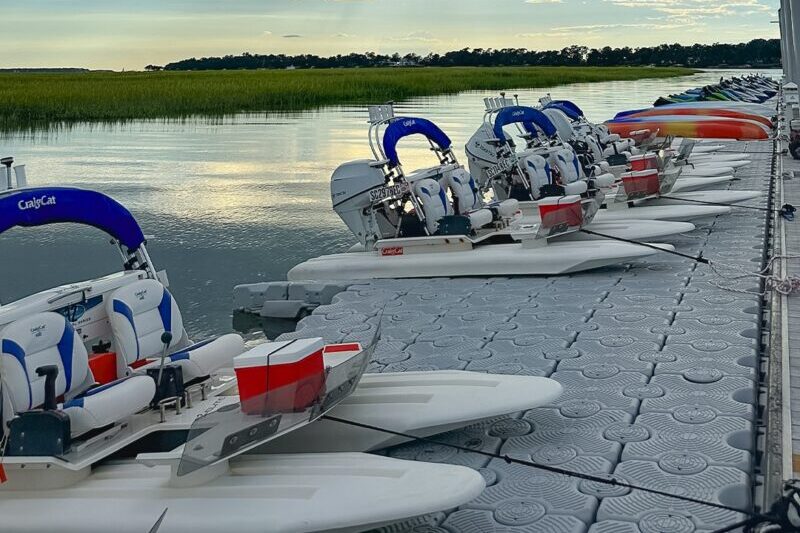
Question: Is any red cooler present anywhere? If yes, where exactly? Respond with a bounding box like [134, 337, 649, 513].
[621, 170, 660, 198]
[234, 338, 325, 415]
[538, 195, 583, 229]
[628, 153, 658, 171]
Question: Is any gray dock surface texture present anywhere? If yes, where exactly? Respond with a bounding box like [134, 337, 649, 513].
[278, 142, 772, 532]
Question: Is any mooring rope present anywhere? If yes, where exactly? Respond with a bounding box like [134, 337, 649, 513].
[577, 229, 800, 296]
[323, 415, 788, 530]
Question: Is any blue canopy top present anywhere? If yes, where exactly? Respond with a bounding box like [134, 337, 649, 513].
[546, 100, 584, 119]
[382, 117, 452, 168]
[0, 187, 146, 251]
[614, 107, 648, 119]
[493, 106, 557, 141]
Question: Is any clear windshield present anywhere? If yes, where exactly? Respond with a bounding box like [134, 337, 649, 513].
[177, 326, 379, 477]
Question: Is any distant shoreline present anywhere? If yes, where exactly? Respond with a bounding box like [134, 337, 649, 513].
[0, 66, 694, 132]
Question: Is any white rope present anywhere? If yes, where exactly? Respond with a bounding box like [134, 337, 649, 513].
[705, 255, 800, 297]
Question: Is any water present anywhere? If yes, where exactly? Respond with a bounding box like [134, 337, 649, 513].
[0, 68, 778, 338]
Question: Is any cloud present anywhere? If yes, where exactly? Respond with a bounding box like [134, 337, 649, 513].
[525, 0, 563, 3]
[603, 0, 773, 21]
[391, 31, 439, 43]
[282, 34, 302, 38]
[263, 30, 272, 35]
[333, 32, 354, 38]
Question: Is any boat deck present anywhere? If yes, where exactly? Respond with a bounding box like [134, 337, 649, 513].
[269, 142, 774, 532]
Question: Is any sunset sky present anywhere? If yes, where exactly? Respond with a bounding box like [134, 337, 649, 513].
[0, 0, 780, 70]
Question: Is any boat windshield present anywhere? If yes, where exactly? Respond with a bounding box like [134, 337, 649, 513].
[177, 326, 379, 477]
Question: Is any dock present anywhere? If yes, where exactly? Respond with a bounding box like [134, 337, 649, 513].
[234, 136, 784, 531]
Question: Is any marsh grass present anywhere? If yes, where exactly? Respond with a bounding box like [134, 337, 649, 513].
[0, 66, 693, 131]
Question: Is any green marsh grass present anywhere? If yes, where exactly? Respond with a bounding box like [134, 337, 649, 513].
[0, 66, 693, 131]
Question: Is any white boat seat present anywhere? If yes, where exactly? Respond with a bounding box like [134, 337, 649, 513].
[564, 181, 588, 195]
[584, 136, 605, 161]
[493, 199, 519, 218]
[413, 178, 452, 234]
[62, 375, 155, 437]
[0, 312, 154, 437]
[522, 154, 553, 199]
[466, 208, 493, 229]
[594, 173, 617, 188]
[107, 279, 243, 382]
[159, 333, 244, 381]
[551, 148, 584, 183]
[446, 168, 481, 214]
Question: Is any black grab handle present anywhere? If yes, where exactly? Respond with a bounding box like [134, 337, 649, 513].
[36, 365, 59, 411]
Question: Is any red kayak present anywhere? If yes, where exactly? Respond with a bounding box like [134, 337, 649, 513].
[620, 107, 773, 128]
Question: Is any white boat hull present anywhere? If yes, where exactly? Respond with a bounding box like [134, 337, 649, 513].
[0, 453, 484, 533]
[595, 204, 730, 222]
[640, 190, 761, 206]
[287, 240, 673, 280]
[671, 176, 734, 192]
[517, 218, 696, 241]
[261, 370, 563, 453]
[689, 157, 749, 169]
[681, 166, 735, 178]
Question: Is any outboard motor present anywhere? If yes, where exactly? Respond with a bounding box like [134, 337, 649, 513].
[330, 160, 396, 247]
[465, 123, 503, 191]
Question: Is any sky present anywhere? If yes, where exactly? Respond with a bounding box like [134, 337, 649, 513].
[0, 0, 781, 70]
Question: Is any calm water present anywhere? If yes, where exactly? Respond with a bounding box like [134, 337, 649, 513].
[0, 68, 778, 338]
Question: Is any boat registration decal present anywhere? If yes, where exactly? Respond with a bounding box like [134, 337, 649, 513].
[370, 182, 409, 202]
[381, 246, 404, 256]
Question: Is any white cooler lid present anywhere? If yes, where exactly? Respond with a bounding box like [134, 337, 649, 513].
[234, 337, 325, 369]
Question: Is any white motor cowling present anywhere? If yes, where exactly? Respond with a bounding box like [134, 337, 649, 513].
[331, 160, 391, 246]
[465, 123, 502, 190]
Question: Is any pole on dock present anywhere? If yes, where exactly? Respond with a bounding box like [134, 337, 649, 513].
[781, 0, 799, 83]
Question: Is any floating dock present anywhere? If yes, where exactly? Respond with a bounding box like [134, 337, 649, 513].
[234, 136, 787, 531]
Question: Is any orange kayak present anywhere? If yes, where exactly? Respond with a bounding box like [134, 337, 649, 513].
[605, 117, 770, 140]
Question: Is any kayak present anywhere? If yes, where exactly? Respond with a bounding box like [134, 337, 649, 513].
[605, 115, 770, 140]
[615, 107, 772, 128]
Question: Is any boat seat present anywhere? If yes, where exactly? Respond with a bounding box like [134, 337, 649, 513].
[0, 312, 155, 437]
[490, 198, 519, 218]
[550, 148, 584, 184]
[62, 376, 156, 437]
[107, 279, 244, 383]
[446, 168, 481, 214]
[413, 178, 452, 234]
[522, 154, 553, 199]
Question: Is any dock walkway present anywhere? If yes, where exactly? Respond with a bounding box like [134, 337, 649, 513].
[275, 142, 773, 532]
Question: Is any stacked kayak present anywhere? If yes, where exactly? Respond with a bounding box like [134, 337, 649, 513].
[605, 76, 777, 140]
[653, 74, 777, 105]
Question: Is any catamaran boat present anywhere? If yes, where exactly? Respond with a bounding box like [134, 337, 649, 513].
[288, 105, 674, 281]
[0, 186, 565, 532]
[465, 99, 757, 224]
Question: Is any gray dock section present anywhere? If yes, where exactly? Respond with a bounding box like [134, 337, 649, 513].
[275, 143, 772, 532]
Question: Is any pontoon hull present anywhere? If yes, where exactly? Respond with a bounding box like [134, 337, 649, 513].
[260, 370, 563, 452]
[0, 453, 484, 533]
[671, 176, 735, 193]
[640, 190, 761, 206]
[507, 217, 696, 241]
[595, 205, 731, 222]
[287, 240, 673, 281]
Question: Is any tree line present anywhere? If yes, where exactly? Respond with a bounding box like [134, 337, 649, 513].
[151, 38, 780, 71]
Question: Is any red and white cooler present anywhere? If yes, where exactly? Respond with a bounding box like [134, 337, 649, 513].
[538, 194, 583, 229]
[628, 153, 658, 171]
[234, 338, 325, 415]
[621, 169, 660, 198]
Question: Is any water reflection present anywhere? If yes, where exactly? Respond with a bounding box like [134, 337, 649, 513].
[0, 68, 777, 338]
